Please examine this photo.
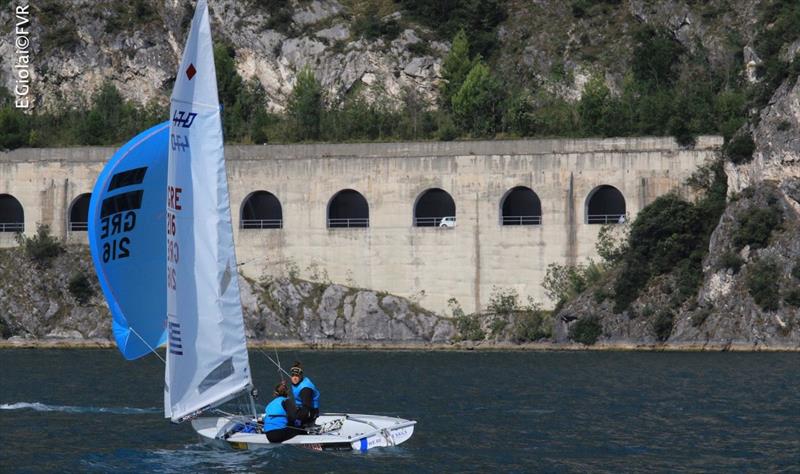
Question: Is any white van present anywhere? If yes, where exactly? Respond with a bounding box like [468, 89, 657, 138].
[439, 216, 456, 228]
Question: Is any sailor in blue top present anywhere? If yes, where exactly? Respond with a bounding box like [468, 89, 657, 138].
[262, 382, 302, 443]
[289, 362, 320, 427]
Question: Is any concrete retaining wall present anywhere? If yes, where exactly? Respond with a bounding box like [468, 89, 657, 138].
[0, 136, 722, 314]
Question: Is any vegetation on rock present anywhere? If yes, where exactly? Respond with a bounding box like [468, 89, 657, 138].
[568, 316, 602, 345]
[2, 1, 798, 151]
[15, 225, 64, 267]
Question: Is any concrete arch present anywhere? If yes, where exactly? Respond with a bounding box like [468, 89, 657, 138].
[68, 193, 91, 231]
[585, 185, 626, 224]
[327, 189, 369, 228]
[0, 194, 24, 232]
[413, 188, 456, 227]
[241, 190, 283, 229]
[500, 186, 542, 226]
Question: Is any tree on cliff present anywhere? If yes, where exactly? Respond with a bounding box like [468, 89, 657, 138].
[451, 61, 503, 137]
[439, 30, 474, 111]
[287, 67, 323, 141]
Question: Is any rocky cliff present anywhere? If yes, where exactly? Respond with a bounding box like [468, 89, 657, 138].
[0, 0, 443, 111]
[0, 1, 770, 112]
[554, 70, 800, 350]
[0, 243, 455, 345]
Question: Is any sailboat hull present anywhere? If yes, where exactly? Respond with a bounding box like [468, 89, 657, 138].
[192, 413, 415, 451]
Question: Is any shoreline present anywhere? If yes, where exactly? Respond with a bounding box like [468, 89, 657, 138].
[1, 338, 799, 352]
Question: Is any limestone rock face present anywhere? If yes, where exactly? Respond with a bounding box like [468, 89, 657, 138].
[0, 0, 442, 112]
[0, 244, 454, 345]
[726, 79, 800, 195]
[0, 245, 112, 341]
[0, 0, 769, 113]
[241, 276, 454, 344]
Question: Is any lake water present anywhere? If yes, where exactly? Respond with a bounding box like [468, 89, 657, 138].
[1, 349, 799, 472]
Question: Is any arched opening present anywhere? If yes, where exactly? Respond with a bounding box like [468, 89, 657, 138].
[0, 194, 24, 232]
[68, 193, 91, 231]
[501, 186, 542, 226]
[414, 188, 456, 227]
[586, 185, 626, 224]
[327, 189, 369, 228]
[240, 191, 283, 229]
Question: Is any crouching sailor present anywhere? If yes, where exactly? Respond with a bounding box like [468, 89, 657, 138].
[290, 362, 320, 427]
[263, 382, 303, 443]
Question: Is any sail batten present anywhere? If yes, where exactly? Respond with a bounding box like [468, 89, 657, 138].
[165, 0, 252, 423]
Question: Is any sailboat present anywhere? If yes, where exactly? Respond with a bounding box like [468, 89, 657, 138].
[88, 0, 414, 451]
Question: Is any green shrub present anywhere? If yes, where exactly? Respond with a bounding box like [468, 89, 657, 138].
[0, 317, 11, 339]
[631, 26, 684, 91]
[613, 194, 700, 311]
[732, 204, 783, 250]
[15, 225, 63, 266]
[611, 160, 727, 313]
[68, 273, 95, 305]
[783, 288, 800, 307]
[569, 316, 602, 345]
[352, 4, 400, 42]
[487, 286, 519, 315]
[746, 258, 780, 311]
[454, 313, 485, 341]
[593, 286, 612, 303]
[489, 317, 508, 337]
[724, 134, 756, 164]
[718, 251, 745, 273]
[449, 298, 485, 341]
[513, 307, 552, 342]
[653, 310, 674, 342]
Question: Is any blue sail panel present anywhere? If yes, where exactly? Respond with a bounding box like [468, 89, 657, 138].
[88, 122, 169, 360]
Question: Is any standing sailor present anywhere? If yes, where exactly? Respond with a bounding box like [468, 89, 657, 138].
[289, 362, 320, 426]
[262, 382, 302, 443]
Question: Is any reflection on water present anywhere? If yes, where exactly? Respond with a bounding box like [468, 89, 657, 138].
[1, 349, 799, 472]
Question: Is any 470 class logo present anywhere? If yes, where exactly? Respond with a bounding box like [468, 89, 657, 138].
[172, 110, 197, 128]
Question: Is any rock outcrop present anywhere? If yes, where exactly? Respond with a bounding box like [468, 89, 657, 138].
[0, 244, 455, 345]
[0, 1, 772, 113]
[555, 71, 800, 350]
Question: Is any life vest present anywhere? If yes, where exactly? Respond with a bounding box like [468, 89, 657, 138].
[262, 396, 288, 432]
[292, 376, 320, 409]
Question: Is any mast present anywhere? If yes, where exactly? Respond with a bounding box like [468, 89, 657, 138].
[165, 0, 253, 423]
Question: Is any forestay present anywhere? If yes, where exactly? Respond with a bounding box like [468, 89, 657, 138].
[88, 122, 170, 361]
[165, 0, 252, 423]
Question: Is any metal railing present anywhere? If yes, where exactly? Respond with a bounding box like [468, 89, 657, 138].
[327, 218, 369, 228]
[413, 216, 456, 227]
[241, 219, 282, 229]
[69, 221, 88, 231]
[501, 215, 542, 226]
[587, 214, 626, 224]
[0, 222, 23, 232]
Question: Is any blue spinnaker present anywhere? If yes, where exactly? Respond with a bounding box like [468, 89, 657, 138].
[88, 121, 169, 360]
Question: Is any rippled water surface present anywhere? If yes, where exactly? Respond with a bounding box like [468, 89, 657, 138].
[1, 349, 799, 473]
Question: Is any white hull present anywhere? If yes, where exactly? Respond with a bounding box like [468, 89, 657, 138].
[192, 413, 416, 452]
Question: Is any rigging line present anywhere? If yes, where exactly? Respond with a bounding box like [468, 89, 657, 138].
[129, 327, 166, 364]
[274, 346, 284, 383]
[256, 348, 291, 378]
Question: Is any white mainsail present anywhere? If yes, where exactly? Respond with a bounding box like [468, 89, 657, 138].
[165, 0, 252, 422]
